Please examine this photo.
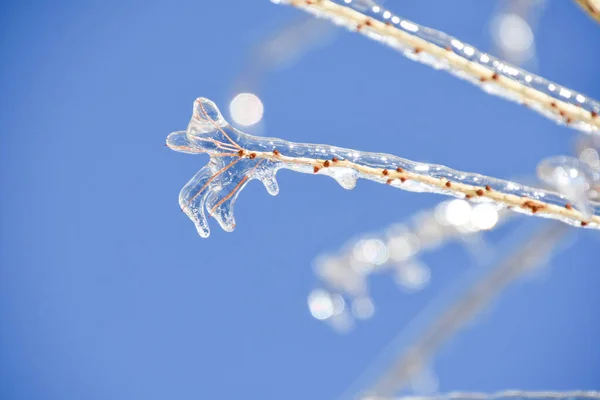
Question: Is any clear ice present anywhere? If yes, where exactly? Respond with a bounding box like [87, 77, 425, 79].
[272, 0, 600, 135]
[538, 156, 599, 219]
[167, 98, 600, 238]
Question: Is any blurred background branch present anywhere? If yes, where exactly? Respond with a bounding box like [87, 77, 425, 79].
[355, 222, 571, 398]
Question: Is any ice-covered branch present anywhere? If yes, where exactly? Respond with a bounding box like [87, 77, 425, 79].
[574, 0, 600, 23]
[392, 391, 600, 400]
[271, 0, 600, 135]
[166, 98, 600, 238]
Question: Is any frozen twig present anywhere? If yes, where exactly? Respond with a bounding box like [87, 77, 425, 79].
[271, 0, 600, 134]
[574, 0, 600, 23]
[166, 98, 600, 237]
[355, 223, 570, 398]
[231, 16, 335, 95]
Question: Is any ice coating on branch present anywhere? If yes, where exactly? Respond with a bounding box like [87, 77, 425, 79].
[167, 98, 600, 238]
[538, 156, 599, 219]
[166, 98, 282, 237]
[272, 0, 600, 135]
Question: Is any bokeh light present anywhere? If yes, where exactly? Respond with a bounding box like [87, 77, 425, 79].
[229, 93, 264, 126]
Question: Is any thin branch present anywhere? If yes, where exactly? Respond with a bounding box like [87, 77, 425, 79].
[311, 198, 513, 310]
[167, 98, 600, 238]
[272, 0, 600, 134]
[257, 151, 600, 227]
[355, 223, 570, 397]
[574, 0, 600, 23]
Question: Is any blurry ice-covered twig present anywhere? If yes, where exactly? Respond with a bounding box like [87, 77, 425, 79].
[235, 0, 391, 90]
[574, 0, 600, 23]
[234, 18, 334, 91]
[308, 199, 513, 330]
[228, 17, 334, 128]
[228, 17, 335, 127]
[354, 222, 570, 398]
[392, 390, 600, 400]
[166, 98, 600, 238]
[229, 1, 386, 127]
[271, 0, 600, 134]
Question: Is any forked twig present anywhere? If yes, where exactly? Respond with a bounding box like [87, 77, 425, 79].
[182, 156, 242, 212]
[350, 223, 570, 398]
[167, 98, 600, 237]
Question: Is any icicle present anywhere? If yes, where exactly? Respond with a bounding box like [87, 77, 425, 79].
[320, 166, 359, 190]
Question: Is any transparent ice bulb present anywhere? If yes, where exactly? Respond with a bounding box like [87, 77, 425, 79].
[537, 156, 598, 219]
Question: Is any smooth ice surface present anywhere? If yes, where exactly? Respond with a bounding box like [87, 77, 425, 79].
[167, 98, 600, 237]
[537, 155, 599, 219]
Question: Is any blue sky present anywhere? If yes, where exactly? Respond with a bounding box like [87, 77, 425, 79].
[1, 0, 599, 399]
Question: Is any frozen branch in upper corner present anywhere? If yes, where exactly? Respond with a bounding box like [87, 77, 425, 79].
[271, 0, 600, 135]
[356, 223, 570, 397]
[574, 0, 600, 23]
[166, 98, 600, 238]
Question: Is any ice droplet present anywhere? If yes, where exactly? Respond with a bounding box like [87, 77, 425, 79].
[273, 0, 600, 135]
[322, 167, 359, 190]
[537, 156, 597, 219]
[261, 175, 280, 196]
[177, 165, 213, 238]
